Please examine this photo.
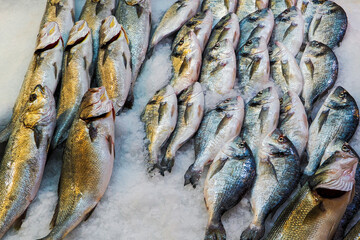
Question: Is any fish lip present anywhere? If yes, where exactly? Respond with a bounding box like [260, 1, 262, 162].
[100, 16, 125, 47]
[66, 20, 91, 49]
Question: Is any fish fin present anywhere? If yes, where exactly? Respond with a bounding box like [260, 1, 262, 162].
[88, 122, 98, 142]
[265, 156, 279, 183]
[281, 59, 290, 85]
[215, 114, 233, 135]
[240, 224, 265, 240]
[135, 4, 144, 18]
[158, 102, 168, 124]
[305, 58, 314, 80]
[84, 204, 97, 222]
[53, 62, 58, 79]
[283, 22, 298, 41]
[179, 57, 190, 75]
[318, 109, 330, 133]
[208, 158, 228, 180]
[303, 201, 325, 225]
[106, 135, 114, 155]
[103, 47, 111, 65]
[248, 24, 265, 41]
[161, 154, 175, 173]
[249, 56, 261, 80]
[122, 52, 128, 69]
[49, 201, 59, 229]
[0, 125, 12, 143]
[95, 2, 103, 15]
[184, 102, 194, 125]
[71, 7, 75, 23]
[280, 111, 295, 125]
[176, 1, 187, 11]
[312, 16, 322, 35]
[193, 26, 201, 35]
[184, 164, 202, 188]
[259, 106, 269, 134]
[83, 56, 87, 70]
[13, 208, 28, 230]
[205, 216, 226, 240]
[224, 0, 230, 10]
[55, 2, 62, 18]
[34, 126, 43, 149]
[301, 0, 309, 14]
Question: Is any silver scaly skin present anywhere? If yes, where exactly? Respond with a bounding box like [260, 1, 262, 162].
[0, 22, 63, 143]
[204, 137, 256, 240]
[141, 85, 178, 173]
[40, 0, 75, 45]
[161, 82, 204, 173]
[96, 16, 131, 114]
[345, 220, 360, 240]
[115, 0, 151, 107]
[270, 0, 297, 18]
[201, 0, 238, 25]
[51, 20, 93, 149]
[236, 0, 269, 22]
[149, 0, 200, 50]
[184, 96, 245, 188]
[0, 85, 56, 238]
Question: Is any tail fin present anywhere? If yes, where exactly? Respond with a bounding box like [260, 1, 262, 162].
[160, 154, 175, 174]
[0, 125, 12, 143]
[240, 224, 265, 240]
[204, 218, 226, 240]
[184, 164, 202, 188]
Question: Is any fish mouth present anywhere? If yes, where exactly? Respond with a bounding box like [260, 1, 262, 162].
[66, 20, 91, 50]
[35, 22, 63, 54]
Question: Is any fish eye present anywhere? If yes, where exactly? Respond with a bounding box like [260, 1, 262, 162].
[278, 135, 285, 143]
[246, 40, 253, 46]
[279, 98, 283, 104]
[238, 142, 245, 148]
[339, 91, 346, 99]
[257, 90, 263, 96]
[179, 39, 184, 45]
[268, 49, 273, 55]
[342, 144, 350, 152]
[29, 94, 37, 102]
[224, 99, 230, 103]
[214, 42, 220, 49]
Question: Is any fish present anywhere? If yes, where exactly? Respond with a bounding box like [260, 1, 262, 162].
[96, 16, 131, 114]
[236, 0, 269, 21]
[266, 149, 358, 240]
[206, 13, 240, 53]
[51, 20, 92, 149]
[184, 96, 244, 188]
[40, 0, 75, 45]
[345, 220, 360, 240]
[79, 0, 115, 78]
[0, 85, 56, 238]
[170, 31, 202, 95]
[161, 82, 204, 173]
[238, 8, 274, 48]
[236, 37, 271, 99]
[241, 128, 300, 240]
[115, 0, 151, 108]
[269, 6, 304, 56]
[308, 1, 347, 49]
[149, 0, 200, 50]
[39, 87, 115, 240]
[270, 0, 297, 18]
[300, 40, 338, 115]
[204, 137, 256, 240]
[200, 39, 236, 95]
[172, 10, 213, 52]
[303, 86, 359, 181]
[141, 85, 178, 172]
[201, 0, 238, 25]
[270, 41, 303, 96]
[278, 91, 308, 157]
[241, 87, 280, 158]
[0, 22, 63, 143]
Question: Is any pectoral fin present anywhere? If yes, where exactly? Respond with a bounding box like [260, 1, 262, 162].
[184, 102, 194, 125]
[318, 109, 330, 133]
[259, 106, 269, 134]
[13, 208, 28, 230]
[34, 126, 43, 149]
[158, 102, 168, 124]
[215, 114, 233, 135]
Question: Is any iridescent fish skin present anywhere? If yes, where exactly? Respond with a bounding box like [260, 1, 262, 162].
[270, 0, 297, 18]
[201, 0, 238, 25]
[236, 0, 269, 21]
[345, 220, 360, 240]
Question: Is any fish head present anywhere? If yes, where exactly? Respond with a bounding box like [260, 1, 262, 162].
[305, 41, 330, 57]
[322, 139, 359, 165]
[100, 16, 128, 47]
[66, 20, 91, 49]
[125, 0, 144, 5]
[248, 87, 277, 106]
[186, 11, 208, 27]
[148, 85, 176, 106]
[178, 82, 203, 103]
[239, 37, 267, 56]
[226, 137, 253, 160]
[216, 96, 244, 112]
[36, 21, 63, 53]
[172, 31, 197, 56]
[317, 1, 339, 15]
[326, 86, 357, 109]
[79, 87, 114, 121]
[207, 39, 233, 59]
[214, 13, 232, 29]
[269, 41, 290, 63]
[261, 128, 298, 158]
[277, 6, 298, 23]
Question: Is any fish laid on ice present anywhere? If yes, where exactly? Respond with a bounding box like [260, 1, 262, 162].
[201, 0, 238, 25]
[236, 0, 269, 22]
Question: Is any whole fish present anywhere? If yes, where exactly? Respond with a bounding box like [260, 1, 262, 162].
[0, 22, 63, 143]
[170, 31, 202, 95]
[115, 0, 151, 107]
[270, 41, 303, 96]
[79, 0, 115, 77]
[141, 85, 178, 172]
[0, 85, 56, 238]
[236, 0, 269, 21]
[149, 0, 200, 50]
[266, 150, 358, 240]
[200, 39, 236, 95]
[96, 16, 131, 114]
[39, 87, 115, 240]
[237, 37, 270, 99]
[300, 40, 338, 115]
[201, 0, 238, 25]
[270, 0, 297, 17]
[241, 87, 280, 158]
[308, 1, 347, 49]
[269, 6, 304, 56]
[278, 91, 308, 157]
[303, 86, 359, 181]
[161, 82, 204, 173]
[206, 13, 240, 53]
[241, 129, 300, 240]
[345, 220, 360, 240]
[51, 20, 92, 149]
[40, 0, 75, 45]
[204, 137, 256, 240]
[238, 8, 274, 48]
[172, 10, 213, 52]
[184, 96, 244, 188]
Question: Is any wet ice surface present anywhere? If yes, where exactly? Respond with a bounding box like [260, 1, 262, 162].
[0, 0, 359, 239]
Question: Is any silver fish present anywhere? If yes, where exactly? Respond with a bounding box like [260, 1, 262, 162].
[184, 96, 244, 188]
[200, 39, 236, 95]
[0, 22, 63, 143]
[96, 16, 132, 114]
[0, 85, 56, 238]
[270, 0, 297, 18]
[204, 137, 256, 240]
[141, 85, 178, 172]
[149, 0, 200, 50]
[201, 0, 238, 25]
[236, 0, 269, 21]
[161, 82, 204, 173]
[308, 1, 347, 49]
[51, 20, 92, 149]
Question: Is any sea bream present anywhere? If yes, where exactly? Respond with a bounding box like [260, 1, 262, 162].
[39, 87, 115, 240]
[201, 0, 238, 25]
[236, 0, 269, 21]
[96, 16, 131, 114]
[0, 85, 56, 238]
[270, 0, 297, 18]
[184, 96, 244, 188]
[51, 20, 92, 149]
[0, 22, 63, 143]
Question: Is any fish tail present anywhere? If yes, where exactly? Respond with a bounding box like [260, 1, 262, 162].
[240, 224, 265, 240]
[0, 124, 12, 143]
[204, 217, 226, 240]
[184, 164, 202, 188]
[160, 151, 175, 174]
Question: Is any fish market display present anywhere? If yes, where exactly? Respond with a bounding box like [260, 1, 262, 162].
[52, 20, 92, 149]
[184, 96, 244, 188]
[96, 16, 131, 115]
[0, 85, 56, 238]
[236, 0, 269, 21]
[201, 0, 237, 25]
[270, 0, 296, 18]
[204, 137, 255, 240]
[149, 0, 200, 50]
[40, 87, 115, 240]
[141, 85, 178, 172]
[161, 82, 204, 173]
[0, 22, 63, 143]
